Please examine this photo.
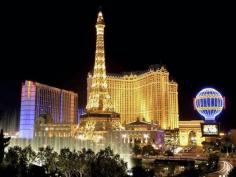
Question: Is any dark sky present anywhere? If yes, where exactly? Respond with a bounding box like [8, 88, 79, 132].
[0, 1, 235, 130]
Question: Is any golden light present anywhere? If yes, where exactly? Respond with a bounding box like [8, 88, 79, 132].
[143, 134, 149, 139]
[219, 132, 225, 136]
[143, 133, 149, 143]
[78, 134, 85, 140]
[122, 134, 127, 138]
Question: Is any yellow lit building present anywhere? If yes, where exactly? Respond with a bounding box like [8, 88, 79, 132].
[88, 65, 179, 129]
[179, 120, 205, 146]
[35, 123, 78, 138]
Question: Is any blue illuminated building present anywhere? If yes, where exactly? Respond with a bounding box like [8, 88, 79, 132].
[19, 81, 78, 139]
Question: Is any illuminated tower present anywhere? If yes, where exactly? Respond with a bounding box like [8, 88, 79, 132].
[80, 10, 120, 139]
[86, 10, 113, 112]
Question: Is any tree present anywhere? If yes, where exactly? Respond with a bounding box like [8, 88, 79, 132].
[57, 148, 77, 177]
[163, 150, 173, 157]
[27, 165, 48, 177]
[4, 146, 48, 177]
[4, 146, 29, 176]
[0, 129, 11, 164]
[19, 145, 37, 177]
[142, 145, 155, 156]
[77, 148, 95, 177]
[221, 136, 232, 156]
[91, 147, 127, 177]
[5, 146, 21, 165]
[2, 146, 22, 176]
[37, 146, 58, 175]
[132, 144, 142, 156]
[21, 145, 36, 166]
[202, 141, 215, 154]
[207, 153, 219, 172]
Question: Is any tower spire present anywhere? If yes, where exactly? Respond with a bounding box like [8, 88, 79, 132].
[97, 8, 104, 24]
[86, 10, 113, 112]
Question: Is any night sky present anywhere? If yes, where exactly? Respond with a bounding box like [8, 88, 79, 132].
[0, 1, 235, 130]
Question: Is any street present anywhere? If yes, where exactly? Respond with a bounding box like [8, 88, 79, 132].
[209, 160, 233, 177]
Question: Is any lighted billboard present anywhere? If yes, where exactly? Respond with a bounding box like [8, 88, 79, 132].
[201, 123, 220, 137]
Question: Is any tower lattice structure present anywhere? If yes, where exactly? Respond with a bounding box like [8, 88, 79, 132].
[86, 10, 114, 112]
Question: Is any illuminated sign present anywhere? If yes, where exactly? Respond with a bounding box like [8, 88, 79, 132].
[194, 88, 224, 121]
[201, 123, 220, 137]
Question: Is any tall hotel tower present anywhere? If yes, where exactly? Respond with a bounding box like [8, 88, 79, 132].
[19, 81, 78, 139]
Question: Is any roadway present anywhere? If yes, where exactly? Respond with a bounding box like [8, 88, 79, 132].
[208, 160, 233, 177]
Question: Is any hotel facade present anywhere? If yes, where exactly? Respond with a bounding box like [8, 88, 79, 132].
[87, 65, 179, 130]
[19, 80, 78, 139]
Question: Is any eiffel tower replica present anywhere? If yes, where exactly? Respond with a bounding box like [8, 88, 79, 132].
[79, 10, 121, 140]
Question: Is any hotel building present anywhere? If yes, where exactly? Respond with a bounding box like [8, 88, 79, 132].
[19, 80, 78, 139]
[87, 65, 179, 129]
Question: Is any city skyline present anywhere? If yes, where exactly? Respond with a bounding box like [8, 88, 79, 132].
[0, 2, 235, 130]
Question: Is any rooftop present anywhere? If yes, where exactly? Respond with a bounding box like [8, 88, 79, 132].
[126, 118, 158, 126]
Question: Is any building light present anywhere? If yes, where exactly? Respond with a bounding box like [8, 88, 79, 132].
[143, 134, 149, 143]
[122, 134, 127, 138]
[219, 132, 225, 136]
